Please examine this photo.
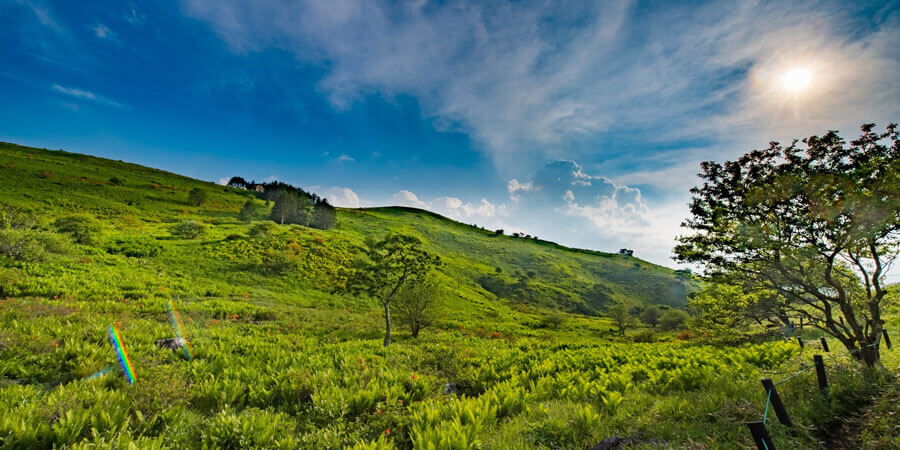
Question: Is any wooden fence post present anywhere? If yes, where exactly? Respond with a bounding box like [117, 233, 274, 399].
[813, 355, 828, 394]
[747, 421, 776, 450]
[797, 337, 804, 348]
[883, 329, 892, 350]
[761, 379, 792, 427]
[820, 337, 829, 352]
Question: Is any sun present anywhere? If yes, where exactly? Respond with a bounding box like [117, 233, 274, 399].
[780, 68, 811, 92]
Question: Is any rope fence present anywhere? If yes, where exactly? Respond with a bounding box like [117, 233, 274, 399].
[746, 329, 892, 450]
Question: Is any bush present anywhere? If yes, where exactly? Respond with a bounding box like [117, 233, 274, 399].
[632, 329, 657, 343]
[105, 236, 162, 257]
[238, 199, 259, 222]
[109, 176, 124, 185]
[540, 312, 566, 329]
[53, 215, 101, 245]
[170, 221, 207, 239]
[248, 221, 278, 237]
[188, 188, 208, 207]
[259, 249, 298, 274]
[0, 230, 68, 262]
[659, 309, 690, 331]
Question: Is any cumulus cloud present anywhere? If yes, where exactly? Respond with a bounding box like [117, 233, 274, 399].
[321, 186, 361, 208]
[392, 190, 426, 208]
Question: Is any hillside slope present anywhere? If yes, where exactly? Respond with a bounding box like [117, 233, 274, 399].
[0, 142, 694, 334]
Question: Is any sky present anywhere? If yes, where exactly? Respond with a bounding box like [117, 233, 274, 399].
[1, 0, 898, 275]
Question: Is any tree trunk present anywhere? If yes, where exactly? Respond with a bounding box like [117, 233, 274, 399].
[383, 302, 392, 347]
[411, 324, 419, 339]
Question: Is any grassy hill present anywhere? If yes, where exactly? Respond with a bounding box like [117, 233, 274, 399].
[2, 141, 894, 449]
[0, 141, 694, 337]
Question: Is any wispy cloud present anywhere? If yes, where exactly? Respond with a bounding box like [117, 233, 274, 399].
[337, 153, 355, 162]
[183, 0, 899, 172]
[92, 23, 113, 39]
[51, 84, 123, 108]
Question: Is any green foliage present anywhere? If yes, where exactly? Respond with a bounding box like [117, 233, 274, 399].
[346, 233, 441, 346]
[393, 280, 442, 338]
[53, 215, 101, 245]
[238, 199, 260, 222]
[248, 221, 277, 237]
[540, 312, 566, 329]
[0, 230, 68, 262]
[105, 236, 162, 258]
[170, 221, 207, 240]
[1, 141, 879, 448]
[188, 188, 208, 207]
[659, 309, 690, 331]
[639, 305, 661, 328]
[675, 124, 900, 364]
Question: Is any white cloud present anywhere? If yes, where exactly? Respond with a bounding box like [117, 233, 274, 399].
[338, 153, 355, 162]
[217, 177, 229, 185]
[391, 190, 426, 208]
[93, 23, 112, 39]
[321, 186, 361, 208]
[51, 83, 123, 108]
[182, 0, 899, 172]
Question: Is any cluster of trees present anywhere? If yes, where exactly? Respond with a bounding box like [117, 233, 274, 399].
[676, 124, 899, 366]
[228, 177, 337, 230]
[607, 303, 689, 336]
[344, 233, 442, 346]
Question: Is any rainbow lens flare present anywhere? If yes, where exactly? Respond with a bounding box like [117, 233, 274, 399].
[167, 299, 194, 360]
[107, 325, 138, 384]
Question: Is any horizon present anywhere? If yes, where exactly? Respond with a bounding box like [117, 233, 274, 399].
[2, 0, 898, 277]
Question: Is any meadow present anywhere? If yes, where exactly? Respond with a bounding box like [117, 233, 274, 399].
[1, 142, 897, 449]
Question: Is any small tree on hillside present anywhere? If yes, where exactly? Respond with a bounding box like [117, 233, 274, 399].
[188, 188, 208, 207]
[608, 303, 633, 336]
[675, 124, 900, 366]
[393, 280, 442, 338]
[239, 199, 258, 222]
[345, 234, 441, 346]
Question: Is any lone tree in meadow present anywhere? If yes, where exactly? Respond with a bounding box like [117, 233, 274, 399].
[675, 124, 899, 366]
[345, 233, 441, 346]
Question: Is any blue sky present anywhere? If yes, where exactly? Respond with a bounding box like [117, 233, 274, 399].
[1, 0, 898, 272]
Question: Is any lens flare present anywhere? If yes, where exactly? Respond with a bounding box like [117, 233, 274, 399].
[107, 325, 138, 384]
[167, 299, 194, 360]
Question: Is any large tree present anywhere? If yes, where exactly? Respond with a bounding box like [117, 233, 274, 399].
[345, 234, 441, 346]
[675, 124, 899, 366]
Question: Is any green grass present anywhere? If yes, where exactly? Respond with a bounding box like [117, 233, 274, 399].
[0, 141, 896, 448]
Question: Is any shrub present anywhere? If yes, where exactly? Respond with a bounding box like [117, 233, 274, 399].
[248, 221, 278, 237]
[632, 329, 657, 343]
[659, 309, 690, 331]
[53, 215, 101, 245]
[108, 176, 123, 185]
[188, 188, 208, 206]
[170, 221, 207, 239]
[259, 249, 298, 274]
[540, 312, 566, 329]
[224, 233, 243, 241]
[238, 199, 259, 222]
[0, 230, 68, 262]
[105, 236, 162, 257]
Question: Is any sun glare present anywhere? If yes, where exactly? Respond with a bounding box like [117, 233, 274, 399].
[781, 68, 811, 92]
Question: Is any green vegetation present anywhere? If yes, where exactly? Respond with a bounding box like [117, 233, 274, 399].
[676, 124, 900, 365]
[0, 141, 896, 448]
